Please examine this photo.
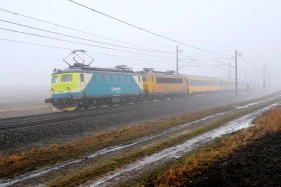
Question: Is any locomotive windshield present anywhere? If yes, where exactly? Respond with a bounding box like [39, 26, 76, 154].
[51, 76, 58, 84]
[61, 74, 73, 82]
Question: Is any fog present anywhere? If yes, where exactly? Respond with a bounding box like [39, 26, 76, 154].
[0, 0, 281, 90]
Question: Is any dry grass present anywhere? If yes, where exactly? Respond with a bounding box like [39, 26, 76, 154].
[146, 106, 281, 187]
[0, 105, 232, 179]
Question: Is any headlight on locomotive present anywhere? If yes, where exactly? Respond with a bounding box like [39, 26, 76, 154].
[66, 87, 70, 93]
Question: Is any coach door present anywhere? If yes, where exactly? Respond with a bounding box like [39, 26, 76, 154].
[80, 73, 87, 96]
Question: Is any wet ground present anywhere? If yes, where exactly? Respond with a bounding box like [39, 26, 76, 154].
[183, 130, 281, 187]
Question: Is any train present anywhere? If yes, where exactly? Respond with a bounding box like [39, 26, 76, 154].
[45, 63, 259, 111]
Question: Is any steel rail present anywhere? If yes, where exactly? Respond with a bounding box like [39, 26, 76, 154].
[0, 99, 185, 131]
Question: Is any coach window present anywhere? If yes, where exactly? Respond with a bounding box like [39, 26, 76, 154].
[138, 76, 140, 82]
[151, 76, 154, 81]
[130, 77, 134, 82]
[148, 76, 150, 81]
[142, 75, 146, 81]
[61, 74, 73, 82]
[110, 75, 113, 82]
[102, 75, 105, 82]
[92, 75, 96, 82]
[124, 76, 127, 82]
[117, 75, 120, 82]
[51, 76, 58, 84]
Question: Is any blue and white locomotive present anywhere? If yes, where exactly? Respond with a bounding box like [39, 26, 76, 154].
[45, 50, 144, 111]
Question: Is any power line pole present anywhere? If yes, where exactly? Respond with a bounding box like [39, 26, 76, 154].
[235, 50, 237, 99]
[176, 45, 178, 74]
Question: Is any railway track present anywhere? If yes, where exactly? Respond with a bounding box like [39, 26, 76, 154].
[0, 90, 265, 131]
[0, 99, 187, 131]
[0, 111, 55, 122]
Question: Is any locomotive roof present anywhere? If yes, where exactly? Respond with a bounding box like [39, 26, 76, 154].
[52, 66, 138, 75]
[137, 71, 185, 76]
[185, 75, 248, 82]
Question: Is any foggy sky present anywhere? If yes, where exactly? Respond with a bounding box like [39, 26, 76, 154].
[0, 0, 280, 89]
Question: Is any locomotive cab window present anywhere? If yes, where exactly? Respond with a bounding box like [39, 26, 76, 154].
[80, 74, 84, 82]
[51, 76, 58, 84]
[61, 74, 73, 82]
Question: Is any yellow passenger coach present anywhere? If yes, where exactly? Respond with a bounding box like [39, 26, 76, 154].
[141, 70, 187, 100]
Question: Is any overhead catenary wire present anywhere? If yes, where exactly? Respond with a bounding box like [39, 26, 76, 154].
[0, 36, 236, 80]
[0, 27, 176, 61]
[178, 59, 197, 69]
[179, 53, 225, 68]
[0, 7, 175, 55]
[239, 56, 262, 69]
[69, 0, 233, 57]
[180, 53, 234, 60]
[179, 53, 236, 72]
[196, 59, 229, 71]
[0, 7, 238, 74]
[0, 38, 174, 65]
[186, 66, 230, 74]
[0, 7, 236, 63]
[213, 58, 235, 68]
[0, 19, 177, 55]
[0, 36, 232, 74]
[177, 56, 230, 71]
